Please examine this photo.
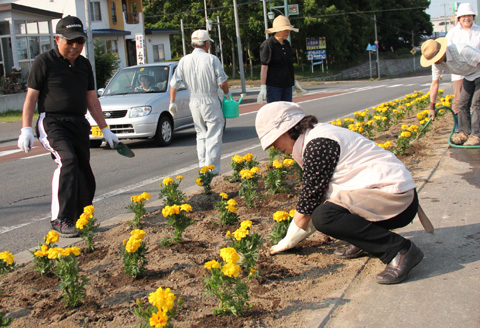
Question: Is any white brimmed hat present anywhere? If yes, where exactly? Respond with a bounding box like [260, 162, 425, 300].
[265, 15, 299, 34]
[255, 102, 305, 150]
[457, 3, 476, 17]
[191, 29, 214, 43]
[420, 37, 448, 67]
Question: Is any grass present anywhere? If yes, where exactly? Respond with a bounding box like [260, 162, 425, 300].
[0, 110, 37, 123]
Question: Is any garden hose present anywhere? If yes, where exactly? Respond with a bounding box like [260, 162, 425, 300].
[421, 106, 480, 149]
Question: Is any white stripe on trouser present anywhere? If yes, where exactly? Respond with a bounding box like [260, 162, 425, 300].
[37, 113, 62, 221]
[190, 96, 224, 174]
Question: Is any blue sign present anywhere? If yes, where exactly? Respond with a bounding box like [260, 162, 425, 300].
[366, 43, 377, 51]
[307, 49, 326, 60]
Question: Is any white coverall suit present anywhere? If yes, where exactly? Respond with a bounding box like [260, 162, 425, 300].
[170, 48, 228, 173]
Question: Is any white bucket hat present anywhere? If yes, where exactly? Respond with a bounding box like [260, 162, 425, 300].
[265, 15, 299, 34]
[191, 29, 214, 43]
[255, 102, 305, 150]
[457, 3, 476, 17]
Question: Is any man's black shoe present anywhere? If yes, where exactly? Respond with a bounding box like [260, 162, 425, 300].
[376, 241, 424, 284]
[334, 244, 368, 259]
[51, 218, 79, 238]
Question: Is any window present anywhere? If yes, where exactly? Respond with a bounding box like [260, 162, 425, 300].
[99, 40, 119, 54]
[28, 36, 40, 58]
[111, 2, 117, 23]
[153, 44, 165, 62]
[90, 1, 102, 21]
[17, 37, 28, 59]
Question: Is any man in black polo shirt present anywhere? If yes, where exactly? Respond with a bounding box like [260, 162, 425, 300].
[17, 15, 118, 237]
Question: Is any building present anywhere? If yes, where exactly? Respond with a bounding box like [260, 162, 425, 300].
[431, 15, 456, 37]
[0, 0, 178, 79]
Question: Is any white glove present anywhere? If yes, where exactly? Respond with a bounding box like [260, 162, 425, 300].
[270, 220, 316, 255]
[294, 80, 307, 97]
[257, 85, 267, 104]
[18, 127, 34, 153]
[101, 127, 118, 148]
[169, 102, 178, 117]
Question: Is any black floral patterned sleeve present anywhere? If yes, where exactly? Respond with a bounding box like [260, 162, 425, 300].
[296, 138, 340, 215]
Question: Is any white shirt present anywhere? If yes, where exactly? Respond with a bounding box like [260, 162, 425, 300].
[432, 44, 480, 81]
[446, 22, 480, 81]
[170, 48, 227, 99]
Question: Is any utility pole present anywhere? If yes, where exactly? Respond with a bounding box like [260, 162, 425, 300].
[412, 30, 415, 72]
[262, 0, 268, 40]
[204, 0, 208, 31]
[232, 0, 246, 93]
[444, 3, 447, 34]
[374, 14, 380, 79]
[180, 19, 186, 56]
[217, 16, 224, 66]
[84, 0, 96, 89]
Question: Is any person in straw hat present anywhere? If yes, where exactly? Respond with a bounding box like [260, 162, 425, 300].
[445, 3, 480, 119]
[255, 101, 431, 284]
[421, 37, 480, 146]
[257, 15, 307, 104]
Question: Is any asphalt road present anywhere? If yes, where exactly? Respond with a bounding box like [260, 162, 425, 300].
[0, 73, 454, 254]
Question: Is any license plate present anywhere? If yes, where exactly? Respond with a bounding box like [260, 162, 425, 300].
[91, 126, 103, 137]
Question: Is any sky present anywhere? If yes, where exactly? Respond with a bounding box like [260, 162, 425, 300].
[426, 0, 478, 18]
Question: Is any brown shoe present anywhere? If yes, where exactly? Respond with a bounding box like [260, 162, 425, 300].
[334, 244, 368, 259]
[376, 241, 424, 284]
[464, 135, 480, 146]
[451, 132, 469, 145]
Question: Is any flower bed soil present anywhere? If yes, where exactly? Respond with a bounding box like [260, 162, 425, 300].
[0, 113, 454, 328]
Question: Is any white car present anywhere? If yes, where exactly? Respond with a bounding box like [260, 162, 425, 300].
[86, 62, 193, 147]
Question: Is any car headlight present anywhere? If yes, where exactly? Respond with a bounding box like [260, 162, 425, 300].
[129, 106, 152, 118]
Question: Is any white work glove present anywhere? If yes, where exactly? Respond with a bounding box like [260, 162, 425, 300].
[226, 91, 232, 99]
[270, 220, 316, 255]
[169, 102, 178, 117]
[294, 80, 307, 97]
[17, 127, 35, 153]
[101, 127, 118, 148]
[257, 85, 267, 104]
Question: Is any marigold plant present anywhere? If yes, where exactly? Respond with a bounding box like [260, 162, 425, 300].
[161, 204, 193, 246]
[226, 220, 263, 275]
[76, 205, 99, 252]
[264, 158, 294, 194]
[160, 176, 186, 206]
[215, 193, 239, 226]
[0, 251, 15, 275]
[268, 209, 295, 245]
[30, 230, 59, 275]
[128, 192, 151, 228]
[204, 247, 250, 316]
[121, 229, 148, 278]
[197, 165, 217, 194]
[239, 167, 262, 209]
[133, 286, 183, 328]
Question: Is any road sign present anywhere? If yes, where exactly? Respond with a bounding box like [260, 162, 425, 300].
[288, 4, 299, 15]
[410, 48, 416, 55]
[306, 37, 326, 50]
[366, 43, 377, 51]
[307, 49, 326, 60]
[374, 40, 378, 45]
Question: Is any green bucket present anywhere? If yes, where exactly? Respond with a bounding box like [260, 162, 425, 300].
[222, 94, 244, 119]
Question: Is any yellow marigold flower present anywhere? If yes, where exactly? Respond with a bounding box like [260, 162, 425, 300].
[240, 169, 253, 179]
[240, 220, 252, 230]
[222, 262, 241, 277]
[273, 210, 290, 222]
[83, 205, 95, 215]
[232, 154, 244, 163]
[249, 268, 257, 276]
[140, 192, 151, 201]
[272, 160, 283, 169]
[149, 310, 168, 328]
[176, 175, 184, 180]
[384, 141, 393, 148]
[180, 203, 193, 212]
[208, 164, 215, 170]
[60, 248, 71, 257]
[200, 166, 209, 174]
[0, 251, 14, 265]
[233, 227, 249, 241]
[358, 127, 364, 133]
[381, 117, 387, 121]
[162, 177, 174, 185]
[45, 230, 59, 244]
[289, 209, 296, 217]
[131, 195, 139, 202]
[420, 119, 425, 125]
[196, 177, 203, 186]
[34, 244, 49, 258]
[68, 247, 82, 256]
[374, 115, 382, 120]
[330, 121, 337, 125]
[283, 158, 295, 166]
[220, 247, 240, 263]
[76, 216, 89, 230]
[130, 229, 146, 240]
[46, 247, 62, 259]
[205, 260, 220, 270]
[243, 153, 254, 161]
[219, 192, 228, 199]
[227, 199, 237, 206]
[226, 231, 232, 237]
[125, 237, 141, 253]
[123, 238, 127, 246]
[400, 131, 411, 138]
[149, 287, 176, 313]
[250, 167, 259, 174]
[401, 124, 409, 130]
[162, 205, 180, 217]
[226, 205, 237, 213]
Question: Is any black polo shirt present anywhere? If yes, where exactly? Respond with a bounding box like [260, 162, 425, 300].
[259, 36, 295, 88]
[27, 47, 95, 115]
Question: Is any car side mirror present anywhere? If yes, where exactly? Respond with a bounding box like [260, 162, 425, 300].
[97, 88, 105, 97]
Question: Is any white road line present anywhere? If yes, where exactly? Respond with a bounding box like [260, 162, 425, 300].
[387, 84, 404, 88]
[0, 149, 22, 157]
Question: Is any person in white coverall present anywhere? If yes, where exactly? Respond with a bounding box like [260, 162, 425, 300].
[169, 29, 229, 174]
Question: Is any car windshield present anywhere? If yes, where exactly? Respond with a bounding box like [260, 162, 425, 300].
[103, 65, 170, 96]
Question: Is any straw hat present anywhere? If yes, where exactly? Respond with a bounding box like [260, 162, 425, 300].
[265, 15, 299, 34]
[420, 38, 448, 67]
[457, 3, 476, 17]
[255, 102, 305, 150]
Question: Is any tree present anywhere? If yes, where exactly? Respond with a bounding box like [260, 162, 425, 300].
[94, 40, 120, 89]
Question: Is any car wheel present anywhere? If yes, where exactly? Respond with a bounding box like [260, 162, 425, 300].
[90, 140, 103, 148]
[154, 115, 173, 146]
